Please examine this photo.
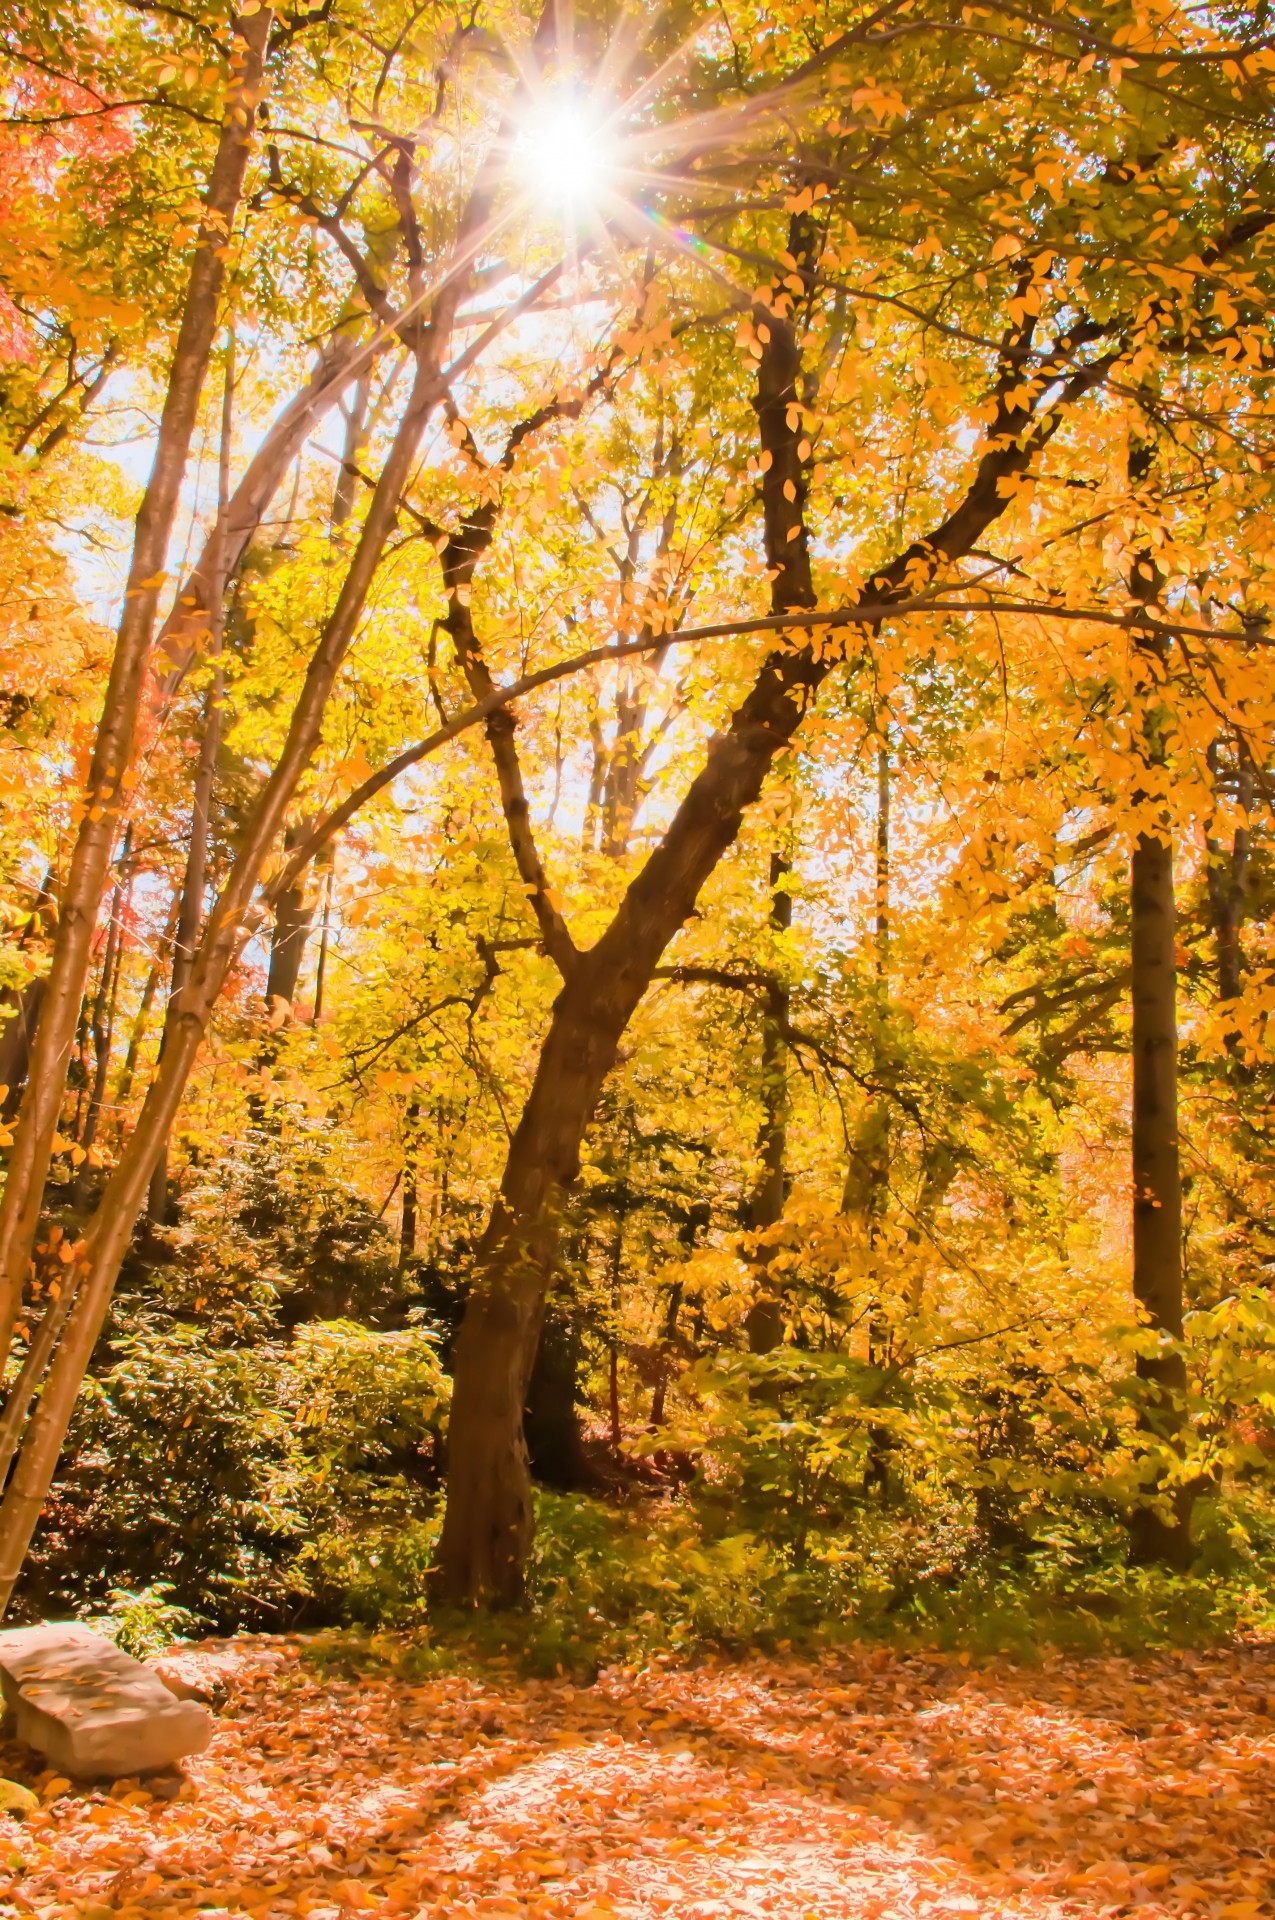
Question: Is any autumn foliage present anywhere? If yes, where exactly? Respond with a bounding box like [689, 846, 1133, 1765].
[0, 0, 1268, 1713]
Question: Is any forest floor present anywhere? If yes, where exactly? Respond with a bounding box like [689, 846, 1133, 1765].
[0, 1634, 1272, 1920]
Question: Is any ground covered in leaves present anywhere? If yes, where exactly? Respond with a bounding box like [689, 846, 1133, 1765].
[0, 1636, 1273, 1918]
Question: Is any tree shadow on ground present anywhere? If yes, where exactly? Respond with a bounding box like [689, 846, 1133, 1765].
[2, 1639, 1272, 1917]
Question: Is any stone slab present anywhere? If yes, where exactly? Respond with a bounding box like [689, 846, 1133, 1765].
[0, 1623, 212, 1779]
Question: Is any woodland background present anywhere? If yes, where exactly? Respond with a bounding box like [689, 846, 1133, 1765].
[0, 0, 1270, 1662]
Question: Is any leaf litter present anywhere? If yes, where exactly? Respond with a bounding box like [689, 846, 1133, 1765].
[0, 1637, 1271, 1919]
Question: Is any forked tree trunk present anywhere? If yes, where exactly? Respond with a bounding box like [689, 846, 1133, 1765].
[436, 220, 823, 1606]
[434, 212, 1101, 1606]
[1129, 824, 1192, 1567]
[0, 8, 273, 1368]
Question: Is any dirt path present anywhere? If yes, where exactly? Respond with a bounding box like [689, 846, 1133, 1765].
[0, 1637, 1272, 1918]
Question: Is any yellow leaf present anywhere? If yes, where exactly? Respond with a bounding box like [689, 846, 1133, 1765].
[336, 1879, 378, 1910]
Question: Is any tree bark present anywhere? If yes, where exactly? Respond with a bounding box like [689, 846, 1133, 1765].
[649, 1278, 684, 1429]
[745, 851, 791, 1357]
[312, 856, 333, 1024]
[1205, 731, 1253, 1046]
[0, 881, 56, 1121]
[607, 1208, 625, 1449]
[1125, 423, 1192, 1570]
[114, 891, 179, 1111]
[523, 1302, 591, 1487]
[148, 667, 226, 1225]
[847, 733, 893, 1484]
[1129, 823, 1192, 1567]
[151, 335, 235, 1226]
[331, 365, 374, 531]
[399, 1099, 420, 1267]
[73, 841, 132, 1203]
[264, 829, 318, 1016]
[258, 361, 373, 1026]
[0, 8, 273, 1369]
[0, 1271, 79, 1488]
[842, 732, 891, 1347]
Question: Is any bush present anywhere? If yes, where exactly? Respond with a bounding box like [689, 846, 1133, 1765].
[87, 1584, 204, 1659]
[18, 1317, 448, 1631]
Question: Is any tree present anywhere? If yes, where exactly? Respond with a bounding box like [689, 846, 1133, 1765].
[0, 0, 1274, 1622]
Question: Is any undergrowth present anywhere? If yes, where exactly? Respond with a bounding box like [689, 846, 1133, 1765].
[296, 1486, 1275, 1685]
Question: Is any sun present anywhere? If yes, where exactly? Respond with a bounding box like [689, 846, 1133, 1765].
[515, 89, 617, 215]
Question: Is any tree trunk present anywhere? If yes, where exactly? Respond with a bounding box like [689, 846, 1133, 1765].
[0, 1272, 79, 1488]
[312, 855, 333, 1024]
[0, 881, 56, 1121]
[583, 701, 608, 852]
[745, 851, 791, 1356]
[1129, 824, 1192, 1567]
[649, 1278, 684, 1430]
[435, 985, 613, 1603]
[1205, 732, 1253, 1049]
[523, 1303, 591, 1488]
[0, 982, 46, 1127]
[331, 366, 374, 531]
[151, 337, 234, 1227]
[114, 891, 179, 1111]
[1125, 421, 1192, 1569]
[264, 834, 318, 1017]
[73, 842, 132, 1204]
[436, 219, 822, 1605]
[848, 733, 893, 1482]
[148, 668, 225, 1225]
[399, 1099, 419, 1266]
[607, 1208, 625, 1449]
[0, 8, 272, 1369]
[434, 208, 1092, 1606]
[843, 730, 891, 1221]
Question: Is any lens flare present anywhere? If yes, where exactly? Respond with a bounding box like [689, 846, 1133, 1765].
[516, 91, 616, 214]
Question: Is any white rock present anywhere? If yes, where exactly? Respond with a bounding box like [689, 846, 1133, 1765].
[0, 1623, 212, 1779]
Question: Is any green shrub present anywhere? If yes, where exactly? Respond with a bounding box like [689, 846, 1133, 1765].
[20, 1317, 448, 1631]
[87, 1584, 204, 1659]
